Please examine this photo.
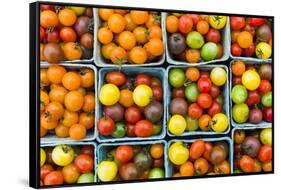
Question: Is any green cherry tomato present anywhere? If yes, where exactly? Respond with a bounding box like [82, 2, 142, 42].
[260, 128, 272, 146]
[112, 122, 126, 138]
[231, 85, 248, 104]
[232, 103, 249, 123]
[185, 83, 199, 102]
[153, 124, 162, 135]
[148, 168, 165, 179]
[169, 68, 185, 88]
[200, 42, 218, 61]
[185, 116, 199, 131]
[77, 173, 95, 183]
[261, 91, 272, 107]
[186, 31, 205, 49]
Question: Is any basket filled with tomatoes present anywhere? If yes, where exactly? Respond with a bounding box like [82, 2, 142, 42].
[164, 13, 230, 65]
[167, 65, 230, 136]
[40, 5, 94, 63]
[232, 126, 272, 174]
[94, 8, 165, 67]
[96, 140, 167, 182]
[97, 67, 166, 142]
[167, 137, 233, 177]
[230, 17, 272, 61]
[230, 60, 272, 127]
[40, 64, 97, 143]
[40, 142, 96, 186]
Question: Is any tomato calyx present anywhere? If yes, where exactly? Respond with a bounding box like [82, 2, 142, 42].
[54, 5, 62, 13]
[61, 145, 72, 154]
[256, 48, 264, 58]
[152, 15, 161, 25]
[211, 16, 224, 26]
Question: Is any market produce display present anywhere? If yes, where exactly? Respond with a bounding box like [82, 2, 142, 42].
[40, 65, 96, 140]
[35, 3, 274, 188]
[166, 14, 227, 63]
[40, 5, 94, 63]
[97, 69, 165, 140]
[233, 128, 272, 173]
[168, 66, 229, 135]
[168, 139, 231, 177]
[40, 144, 95, 186]
[97, 143, 165, 181]
[231, 61, 272, 125]
[230, 16, 272, 59]
[97, 9, 164, 65]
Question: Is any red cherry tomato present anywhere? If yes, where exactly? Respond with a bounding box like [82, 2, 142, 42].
[135, 74, 152, 86]
[74, 154, 94, 173]
[210, 85, 220, 98]
[45, 28, 60, 43]
[243, 44, 255, 57]
[40, 164, 54, 180]
[187, 14, 200, 25]
[178, 14, 193, 34]
[197, 93, 213, 109]
[188, 103, 203, 119]
[231, 43, 242, 56]
[125, 123, 136, 137]
[239, 155, 254, 173]
[81, 145, 94, 157]
[98, 117, 115, 136]
[134, 120, 154, 137]
[230, 17, 246, 30]
[197, 77, 212, 93]
[244, 24, 256, 36]
[263, 107, 272, 122]
[116, 145, 134, 163]
[258, 80, 272, 94]
[207, 101, 222, 117]
[258, 145, 272, 163]
[172, 87, 185, 98]
[152, 86, 163, 101]
[246, 90, 261, 106]
[248, 18, 267, 27]
[43, 171, 64, 186]
[125, 106, 142, 124]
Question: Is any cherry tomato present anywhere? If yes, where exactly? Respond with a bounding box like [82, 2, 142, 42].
[45, 28, 60, 43]
[75, 154, 94, 173]
[152, 86, 163, 101]
[172, 87, 185, 98]
[105, 71, 126, 86]
[116, 145, 134, 163]
[258, 145, 272, 163]
[40, 164, 54, 180]
[188, 103, 203, 119]
[207, 101, 222, 117]
[248, 17, 267, 27]
[134, 120, 154, 137]
[125, 106, 142, 124]
[197, 93, 213, 109]
[44, 171, 64, 186]
[210, 85, 220, 98]
[40, 27, 45, 42]
[178, 14, 193, 34]
[258, 80, 272, 93]
[135, 74, 152, 86]
[230, 17, 246, 30]
[81, 145, 94, 157]
[231, 43, 242, 56]
[125, 123, 136, 137]
[197, 77, 212, 93]
[98, 117, 115, 136]
[239, 155, 254, 173]
[190, 139, 205, 160]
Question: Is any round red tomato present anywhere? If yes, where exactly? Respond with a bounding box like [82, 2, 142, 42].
[239, 155, 254, 173]
[207, 101, 222, 117]
[197, 93, 213, 109]
[81, 145, 94, 157]
[263, 107, 272, 122]
[231, 43, 242, 56]
[258, 80, 272, 94]
[172, 87, 185, 98]
[43, 171, 64, 186]
[206, 29, 221, 43]
[45, 28, 60, 43]
[230, 17, 246, 30]
[74, 154, 94, 173]
[134, 120, 154, 137]
[243, 44, 255, 57]
[258, 145, 272, 163]
[248, 18, 267, 27]
[40, 164, 54, 180]
[135, 74, 152, 86]
[125, 123, 136, 137]
[210, 85, 220, 98]
[178, 14, 193, 34]
[98, 117, 115, 136]
[116, 145, 134, 163]
[125, 106, 142, 124]
[188, 103, 203, 119]
[190, 139, 205, 160]
[197, 77, 212, 93]
[187, 14, 199, 25]
[152, 86, 163, 101]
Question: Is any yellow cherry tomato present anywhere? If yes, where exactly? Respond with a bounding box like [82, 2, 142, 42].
[210, 67, 227, 86]
[256, 42, 272, 59]
[168, 142, 189, 165]
[242, 70, 261, 90]
[210, 113, 229, 132]
[168, 114, 186, 135]
[209, 15, 227, 29]
[133, 84, 153, 107]
[40, 148, 46, 167]
[97, 161, 118, 182]
[99, 84, 120, 106]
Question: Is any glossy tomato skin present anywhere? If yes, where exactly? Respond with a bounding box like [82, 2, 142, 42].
[81, 145, 94, 157]
[258, 145, 272, 162]
[258, 80, 272, 93]
[98, 117, 115, 136]
[134, 120, 154, 137]
[231, 43, 242, 56]
[178, 15, 193, 34]
[75, 154, 94, 173]
[125, 123, 136, 137]
[244, 24, 256, 36]
[116, 145, 134, 163]
[188, 103, 203, 119]
[40, 27, 45, 42]
[197, 77, 212, 93]
[44, 171, 64, 186]
[152, 86, 163, 101]
[40, 164, 54, 180]
[135, 74, 152, 86]
[125, 106, 142, 124]
[172, 87, 185, 98]
[230, 17, 246, 30]
[46, 28, 60, 43]
[263, 107, 272, 122]
[239, 155, 254, 173]
[105, 71, 126, 86]
[207, 101, 222, 117]
[210, 85, 220, 98]
[246, 90, 261, 106]
[197, 93, 213, 109]
[243, 44, 255, 57]
[249, 18, 267, 27]
[190, 140, 205, 160]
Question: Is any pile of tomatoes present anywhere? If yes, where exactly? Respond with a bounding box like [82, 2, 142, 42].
[97, 9, 164, 65]
[230, 17, 272, 59]
[168, 67, 228, 135]
[40, 144, 95, 186]
[169, 139, 231, 176]
[166, 14, 227, 63]
[233, 128, 272, 173]
[98, 71, 164, 138]
[97, 143, 165, 181]
[40, 5, 94, 63]
[231, 61, 272, 124]
[40, 66, 95, 140]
